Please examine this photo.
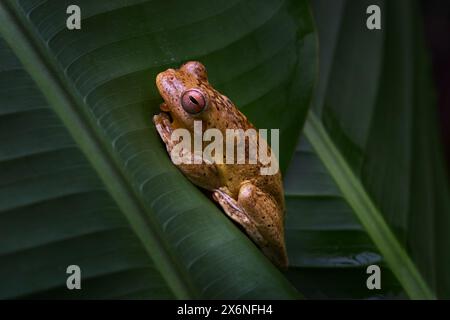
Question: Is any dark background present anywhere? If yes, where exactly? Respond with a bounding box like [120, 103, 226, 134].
[421, 0, 450, 176]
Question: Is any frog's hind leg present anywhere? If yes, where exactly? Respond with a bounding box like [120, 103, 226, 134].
[212, 187, 266, 247]
[213, 183, 288, 269]
[236, 182, 288, 268]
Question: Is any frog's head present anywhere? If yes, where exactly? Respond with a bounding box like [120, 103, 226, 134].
[156, 61, 211, 131]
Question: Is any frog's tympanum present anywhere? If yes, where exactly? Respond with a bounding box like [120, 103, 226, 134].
[153, 61, 288, 268]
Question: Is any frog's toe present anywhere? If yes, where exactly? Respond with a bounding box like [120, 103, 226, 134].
[216, 186, 232, 195]
[154, 117, 173, 146]
[153, 112, 170, 124]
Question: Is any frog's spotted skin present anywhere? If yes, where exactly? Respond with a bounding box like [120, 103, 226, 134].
[153, 61, 288, 269]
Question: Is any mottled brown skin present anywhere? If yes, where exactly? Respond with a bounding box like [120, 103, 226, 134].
[153, 61, 288, 268]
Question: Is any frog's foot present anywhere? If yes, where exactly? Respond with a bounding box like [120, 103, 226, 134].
[153, 112, 173, 148]
[212, 188, 266, 247]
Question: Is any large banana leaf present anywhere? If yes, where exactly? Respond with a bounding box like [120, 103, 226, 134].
[0, 0, 316, 298]
[284, 136, 405, 299]
[283, 0, 449, 299]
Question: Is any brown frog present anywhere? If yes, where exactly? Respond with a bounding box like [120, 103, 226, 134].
[153, 61, 288, 268]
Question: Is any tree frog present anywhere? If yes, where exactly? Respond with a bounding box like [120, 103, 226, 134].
[153, 61, 288, 269]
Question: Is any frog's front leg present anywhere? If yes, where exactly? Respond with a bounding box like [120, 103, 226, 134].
[153, 112, 174, 148]
[153, 113, 221, 190]
[213, 182, 288, 269]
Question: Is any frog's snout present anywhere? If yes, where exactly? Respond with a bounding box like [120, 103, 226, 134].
[156, 69, 178, 94]
[156, 70, 169, 91]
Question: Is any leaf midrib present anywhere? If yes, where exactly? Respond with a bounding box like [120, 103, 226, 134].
[304, 112, 435, 299]
[0, 0, 195, 299]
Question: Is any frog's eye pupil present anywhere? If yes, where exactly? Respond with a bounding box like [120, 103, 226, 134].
[189, 96, 199, 105]
[181, 89, 207, 114]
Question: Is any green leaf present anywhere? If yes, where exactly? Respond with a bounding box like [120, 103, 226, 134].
[284, 136, 405, 299]
[283, 0, 450, 299]
[0, 0, 316, 299]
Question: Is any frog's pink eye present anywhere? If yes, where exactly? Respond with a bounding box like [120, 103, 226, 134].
[181, 89, 207, 114]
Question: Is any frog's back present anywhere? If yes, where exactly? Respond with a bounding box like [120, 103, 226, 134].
[203, 87, 284, 210]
